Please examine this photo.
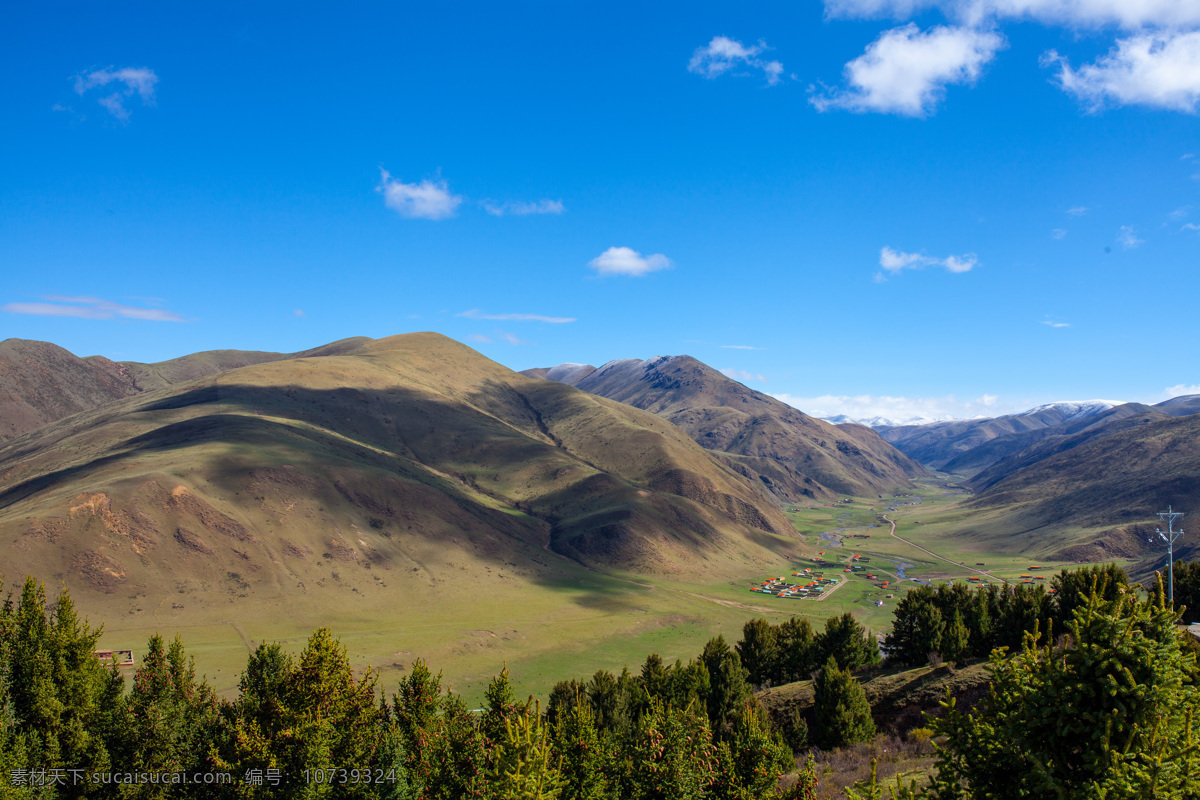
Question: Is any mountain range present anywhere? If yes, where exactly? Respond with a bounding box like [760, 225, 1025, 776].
[825, 396, 1200, 565]
[4, 330, 1197, 624]
[1, 335, 836, 614]
[521, 357, 929, 502]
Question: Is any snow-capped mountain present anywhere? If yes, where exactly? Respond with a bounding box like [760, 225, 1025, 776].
[822, 413, 968, 428]
[1015, 400, 1122, 422]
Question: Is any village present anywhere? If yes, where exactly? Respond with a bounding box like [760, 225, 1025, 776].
[749, 553, 894, 602]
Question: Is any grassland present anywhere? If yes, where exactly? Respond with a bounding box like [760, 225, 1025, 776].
[85, 471, 1139, 706]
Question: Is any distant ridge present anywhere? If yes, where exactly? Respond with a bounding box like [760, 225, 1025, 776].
[872, 399, 1130, 474]
[965, 411, 1200, 563]
[522, 356, 928, 501]
[0, 337, 371, 442]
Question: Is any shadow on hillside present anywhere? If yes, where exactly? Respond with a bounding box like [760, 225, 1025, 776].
[4, 382, 787, 610]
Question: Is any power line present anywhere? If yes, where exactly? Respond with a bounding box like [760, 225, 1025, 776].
[1154, 506, 1186, 604]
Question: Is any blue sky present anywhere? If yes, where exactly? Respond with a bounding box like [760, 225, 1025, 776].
[3, 1, 1198, 422]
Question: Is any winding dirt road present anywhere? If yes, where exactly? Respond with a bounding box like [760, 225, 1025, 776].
[882, 515, 1002, 582]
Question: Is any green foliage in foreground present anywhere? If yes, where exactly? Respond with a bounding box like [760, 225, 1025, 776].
[812, 657, 875, 750]
[3, 565, 1199, 800]
[928, 581, 1200, 799]
[0, 578, 808, 800]
[736, 613, 881, 688]
[886, 564, 1129, 667]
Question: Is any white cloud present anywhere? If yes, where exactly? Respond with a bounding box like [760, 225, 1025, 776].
[72, 66, 157, 121]
[293, 309, 305, 318]
[1169, 205, 1192, 220]
[1052, 228, 1068, 238]
[588, 247, 673, 277]
[822, 0, 1200, 30]
[483, 199, 565, 216]
[1183, 222, 1200, 231]
[771, 391, 1019, 422]
[720, 368, 767, 383]
[1067, 205, 1089, 216]
[1045, 31, 1200, 113]
[1162, 383, 1200, 399]
[1041, 319, 1071, 327]
[721, 345, 766, 350]
[377, 169, 462, 220]
[465, 333, 492, 343]
[2, 295, 185, 322]
[688, 36, 786, 86]
[1117, 225, 1144, 249]
[497, 331, 528, 345]
[457, 309, 576, 323]
[878, 245, 979, 276]
[810, 24, 1005, 116]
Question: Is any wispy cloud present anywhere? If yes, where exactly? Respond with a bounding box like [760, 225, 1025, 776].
[811, 24, 1005, 116]
[588, 247, 673, 277]
[483, 199, 565, 217]
[1163, 383, 1200, 400]
[1182, 222, 1200, 232]
[72, 66, 157, 121]
[457, 309, 576, 323]
[771, 390, 1013, 422]
[1067, 206, 1089, 216]
[721, 345, 766, 350]
[1117, 225, 1144, 249]
[1045, 31, 1200, 113]
[1051, 228, 1068, 239]
[377, 169, 462, 220]
[877, 246, 978, 278]
[293, 309, 305, 318]
[497, 331, 528, 345]
[721, 368, 767, 383]
[1169, 206, 1192, 221]
[688, 36, 786, 86]
[465, 333, 492, 343]
[2, 295, 185, 322]
[1041, 319, 1071, 328]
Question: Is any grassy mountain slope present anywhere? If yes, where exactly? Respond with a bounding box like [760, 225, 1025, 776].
[0, 336, 370, 442]
[0, 339, 140, 441]
[0, 333, 802, 604]
[877, 404, 1120, 472]
[522, 356, 927, 502]
[965, 413, 1200, 561]
[945, 403, 1171, 479]
[1158, 395, 1200, 417]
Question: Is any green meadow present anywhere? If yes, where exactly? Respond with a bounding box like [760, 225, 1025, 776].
[90, 473, 1137, 706]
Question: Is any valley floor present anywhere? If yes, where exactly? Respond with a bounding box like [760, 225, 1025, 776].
[90, 475, 1134, 704]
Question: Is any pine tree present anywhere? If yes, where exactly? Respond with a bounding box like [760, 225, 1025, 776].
[721, 700, 793, 797]
[816, 613, 881, 671]
[775, 617, 817, 684]
[213, 629, 384, 798]
[491, 701, 563, 800]
[119, 634, 220, 797]
[887, 589, 943, 667]
[698, 636, 751, 739]
[812, 656, 875, 749]
[736, 619, 779, 687]
[929, 583, 1200, 798]
[625, 698, 720, 800]
[3, 579, 121, 791]
[552, 692, 610, 800]
[483, 666, 522, 746]
[941, 610, 969, 664]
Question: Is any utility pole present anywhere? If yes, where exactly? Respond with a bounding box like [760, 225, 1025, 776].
[1155, 506, 1186, 604]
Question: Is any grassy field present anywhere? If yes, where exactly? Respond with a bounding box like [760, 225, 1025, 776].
[88, 473, 1139, 706]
